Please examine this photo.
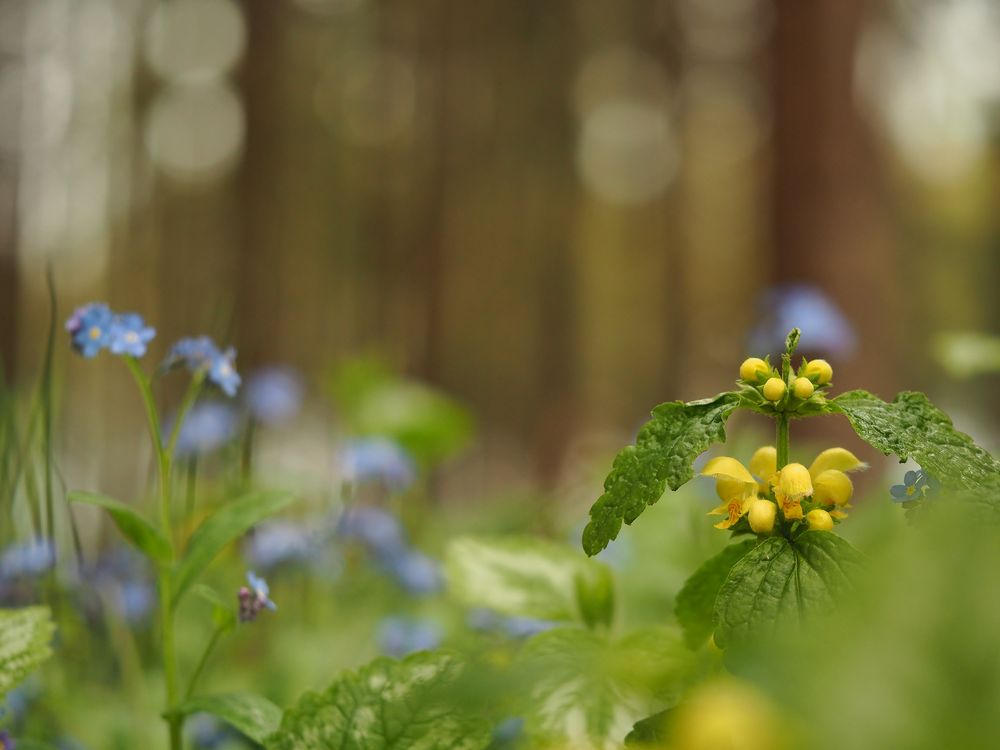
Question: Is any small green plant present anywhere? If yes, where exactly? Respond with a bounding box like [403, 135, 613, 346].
[581, 328, 1000, 660]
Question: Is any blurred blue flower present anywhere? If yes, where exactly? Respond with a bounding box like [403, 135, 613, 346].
[339, 438, 417, 491]
[243, 520, 316, 570]
[209, 347, 241, 397]
[0, 539, 55, 579]
[164, 336, 241, 397]
[169, 402, 239, 458]
[466, 608, 555, 640]
[491, 717, 525, 748]
[0, 729, 13, 750]
[66, 303, 113, 358]
[502, 616, 556, 639]
[377, 616, 442, 657]
[108, 313, 156, 358]
[890, 468, 936, 503]
[336, 506, 408, 560]
[238, 571, 276, 623]
[245, 367, 303, 426]
[87, 548, 156, 627]
[748, 284, 857, 358]
[383, 549, 444, 595]
[186, 714, 239, 750]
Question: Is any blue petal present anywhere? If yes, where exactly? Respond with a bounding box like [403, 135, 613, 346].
[890, 484, 909, 499]
[903, 470, 919, 485]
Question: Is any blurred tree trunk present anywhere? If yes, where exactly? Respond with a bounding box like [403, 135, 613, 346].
[770, 0, 897, 396]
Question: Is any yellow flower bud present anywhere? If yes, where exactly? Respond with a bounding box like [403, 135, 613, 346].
[792, 377, 814, 399]
[749, 446, 777, 494]
[748, 499, 776, 534]
[762, 377, 786, 402]
[739, 357, 769, 382]
[806, 508, 834, 531]
[812, 469, 853, 506]
[777, 463, 812, 500]
[803, 358, 833, 385]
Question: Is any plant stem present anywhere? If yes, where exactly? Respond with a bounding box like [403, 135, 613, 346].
[184, 624, 225, 700]
[166, 372, 205, 461]
[776, 413, 789, 470]
[125, 357, 183, 750]
[240, 419, 256, 488]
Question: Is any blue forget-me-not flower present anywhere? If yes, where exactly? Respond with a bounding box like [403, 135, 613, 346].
[339, 438, 416, 491]
[245, 367, 304, 426]
[238, 571, 276, 623]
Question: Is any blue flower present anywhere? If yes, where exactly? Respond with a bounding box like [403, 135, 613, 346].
[238, 571, 276, 623]
[107, 313, 156, 358]
[66, 303, 114, 358]
[0, 729, 14, 750]
[209, 348, 241, 397]
[749, 284, 857, 358]
[383, 549, 444, 596]
[245, 367, 304, 425]
[164, 337, 241, 397]
[492, 717, 525, 747]
[168, 402, 239, 458]
[890, 468, 936, 503]
[243, 520, 316, 570]
[336, 506, 408, 560]
[377, 616, 442, 657]
[339, 438, 416, 491]
[465, 608, 555, 640]
[0, 539, 55, 579]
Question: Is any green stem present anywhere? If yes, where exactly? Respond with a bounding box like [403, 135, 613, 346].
[240, 419, 256, 488]
[184, 456, 199, 524]
[166, 372, 205, 461]
[184, 624, 225, 700]
[776, 413, 789, 470]
[124, 357, 182, 750]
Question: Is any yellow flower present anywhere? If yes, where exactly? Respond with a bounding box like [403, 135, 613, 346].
[774, 462, 811, 520]
[763, 377, 786, 402]
[748, 498, 776, 534]
[749, 445, 777, 494]
[792, 376, 814, 399]
[808, 447, 867, 517]
[739, 357, 769, 382]
[806, 508, 834, 531]
[803, 358, 833, 384]
[702, 456, 757, 529]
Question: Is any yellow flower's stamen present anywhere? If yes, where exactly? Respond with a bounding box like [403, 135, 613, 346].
[89, 326, 102, 340]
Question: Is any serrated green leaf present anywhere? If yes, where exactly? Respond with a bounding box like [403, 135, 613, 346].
[175, 693, 281, 744]
[266, 651, 491, 750]
[0, 606, 55, 700]
[582, 393, 741, 556]
[173, 490, 294, 603]
[832, 390, 1000, 489]
[446, 536, 614, 625]
[785, 328, 801, 357]
[516, 626, 693, 750]
[69, 491, 172, 565]
[675, 539, 758, 649]
[713, 532, 864, 650]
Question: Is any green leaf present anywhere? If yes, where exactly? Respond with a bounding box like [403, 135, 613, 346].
[69, 491, 172, 565]
[785, 328, 801, 357]
[624, 710, 671, 746]
[832, 390, 1000, 489]
[675, 539, 759, 649]
[516, 626, 693, 750]
[0, 606, 55, 700]
[446, 536, 614, 626]
[713, 532, 864, 650]
[266, 651, 492, 750]
[175, 693, 281, 744]
[173, 490, 294, 603]
[582, 393, 741, 556]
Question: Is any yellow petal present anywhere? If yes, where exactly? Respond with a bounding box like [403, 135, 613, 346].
[830, 509, 849, 520]
[809, 448, 868, 479]
[806, 508, 834, 531]
[702, 456, 755, 484]
[749, 446, 777, 482]
[709, 497, 751, 529]
[777, 463, 813, 500]
[780, 497, 804, 520]
[812, 469, 854, 506]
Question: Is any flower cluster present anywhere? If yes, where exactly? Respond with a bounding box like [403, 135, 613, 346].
[237, 571, 277, 623]
[164, 336, 241, 396]
[738, 355, 834, 410]
[66, 303, 156, 359]
[703, 446, 868, 534]
[336, 505, 444, 595]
